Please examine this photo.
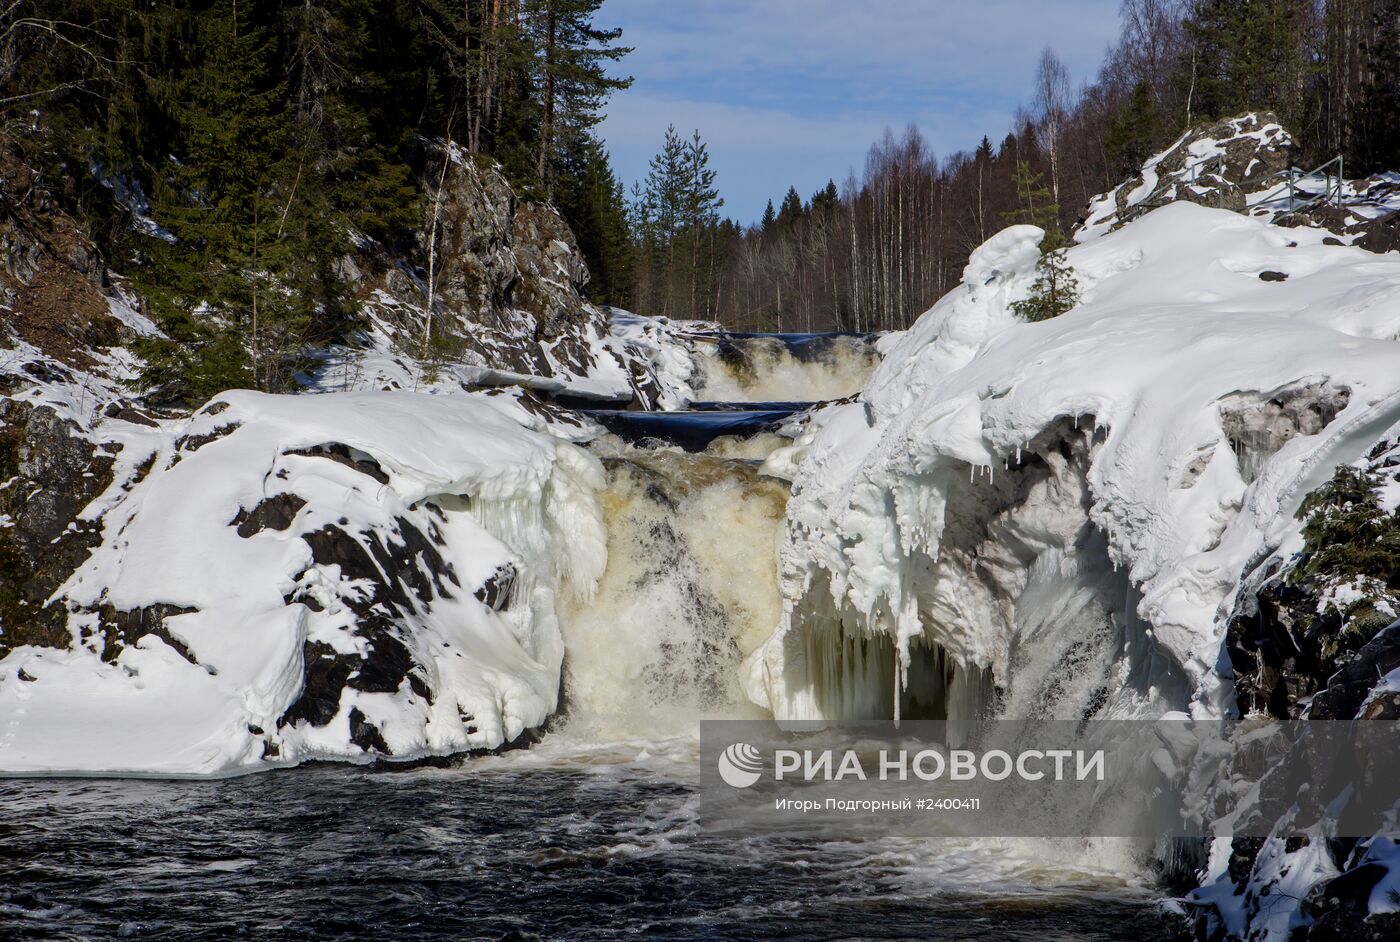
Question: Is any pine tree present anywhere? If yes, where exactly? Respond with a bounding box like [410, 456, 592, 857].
[532, 0, 633, 195]
[1002, 161, 1059, 232]
[1003, 164, 1077, 322]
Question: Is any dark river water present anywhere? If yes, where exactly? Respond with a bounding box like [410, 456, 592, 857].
[0, 735, 1169, 941]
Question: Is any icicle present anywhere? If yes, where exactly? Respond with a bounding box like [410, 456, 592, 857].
[969, 464, 974, 483]
[892, 642, 902, 727]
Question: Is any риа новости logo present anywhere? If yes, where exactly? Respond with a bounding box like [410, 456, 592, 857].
[718, 742, 763, 788]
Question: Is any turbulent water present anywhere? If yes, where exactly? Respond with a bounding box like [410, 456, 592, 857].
[0, 332, 1171, 940]
[1, 740, 1164, 941]
[689, 335, 880, 402]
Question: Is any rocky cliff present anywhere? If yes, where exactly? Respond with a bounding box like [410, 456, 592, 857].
[324, 143, 645, 403]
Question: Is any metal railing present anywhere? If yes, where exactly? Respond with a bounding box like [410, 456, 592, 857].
[1141, 152, 1347, 215]
[1282, 155, 1345, 211]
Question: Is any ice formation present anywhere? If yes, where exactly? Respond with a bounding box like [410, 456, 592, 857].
[744, 203, 1400, 728]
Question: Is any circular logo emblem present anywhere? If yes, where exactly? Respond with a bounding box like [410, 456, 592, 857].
[717, 742, 763, 788]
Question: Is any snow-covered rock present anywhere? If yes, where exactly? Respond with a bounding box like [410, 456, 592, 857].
[0, 386, 607, 775]
[1078, 112, 1293, 241]
[746, 200, 1400, 727]
[303, 143, 656, 406]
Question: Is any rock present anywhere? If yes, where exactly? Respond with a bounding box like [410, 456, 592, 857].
[0, 398, 114, 655]
[1352, 208, 1400, 255]
[231, 493, 308, 537]
[360, 143, 645, 402]
[0, 138, 124, 368]
[1079, 113, 1294, 237]
[1304, 863, 1400, 941]
[277, 516, 450, 746]
[510, 202, 590, 336]
[1308, 620, 1400, 720]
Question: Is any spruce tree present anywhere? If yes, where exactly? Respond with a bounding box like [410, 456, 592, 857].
[1011, 232, 1080, 323]
[556, 133, 633, 306]
[777, 186, 804, 228]
[682, 130, 722, 317]
[760, 199, 776, 232]
[1104, 80, 1162, 177]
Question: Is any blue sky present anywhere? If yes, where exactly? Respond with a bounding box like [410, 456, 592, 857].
[597, 0, 1123, 224]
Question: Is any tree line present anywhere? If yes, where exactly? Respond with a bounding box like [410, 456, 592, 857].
[631, 0, 1400, 331]
[9, 1, 1400, 367]
[0, 0, 633, 400]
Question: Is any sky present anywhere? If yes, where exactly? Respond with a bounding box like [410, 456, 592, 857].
[596, 0, 1123, 224]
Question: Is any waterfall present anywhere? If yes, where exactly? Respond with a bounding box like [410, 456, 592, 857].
[689, 335, 881, 402]
[556, 435, 790, 735]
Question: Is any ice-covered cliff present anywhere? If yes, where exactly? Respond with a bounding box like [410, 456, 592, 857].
[746, 201, 1400, 727]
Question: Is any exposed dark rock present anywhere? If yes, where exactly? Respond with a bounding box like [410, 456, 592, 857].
[1208, 434, 1400, 940]
[231, 493, 307, 537]
[348, 707, 391, 755]
[279, 516, 455, 731]
[1304, 863, 1400, 941]
[173, 422, 240, 455]
[84, 603, 202, 667]
[1308, 621, 1400, 720]
[287, 443, 390, 485]
[473, 563, 516, 611]
[0, 398, 114, 655]
[102, 399, 160, 427]
[21, 360, 73, 384]
[1258, 270, 1288, 281]
[1353, 208, 1400, 255]
[0, 139, 124, 370]
[1087, 113, 1293, 234]
[1227, 563, 1326, 718]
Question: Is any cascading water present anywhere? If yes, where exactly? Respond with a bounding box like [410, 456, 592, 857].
[688, 333, 881, 402]
[557, 433, 788, 735]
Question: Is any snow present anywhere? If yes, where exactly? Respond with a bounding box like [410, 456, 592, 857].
[0, 388, 607, 775]
[301, 291, 638, 404]
[606, 308, 707, 408]
[745, 201, 1400, 725]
